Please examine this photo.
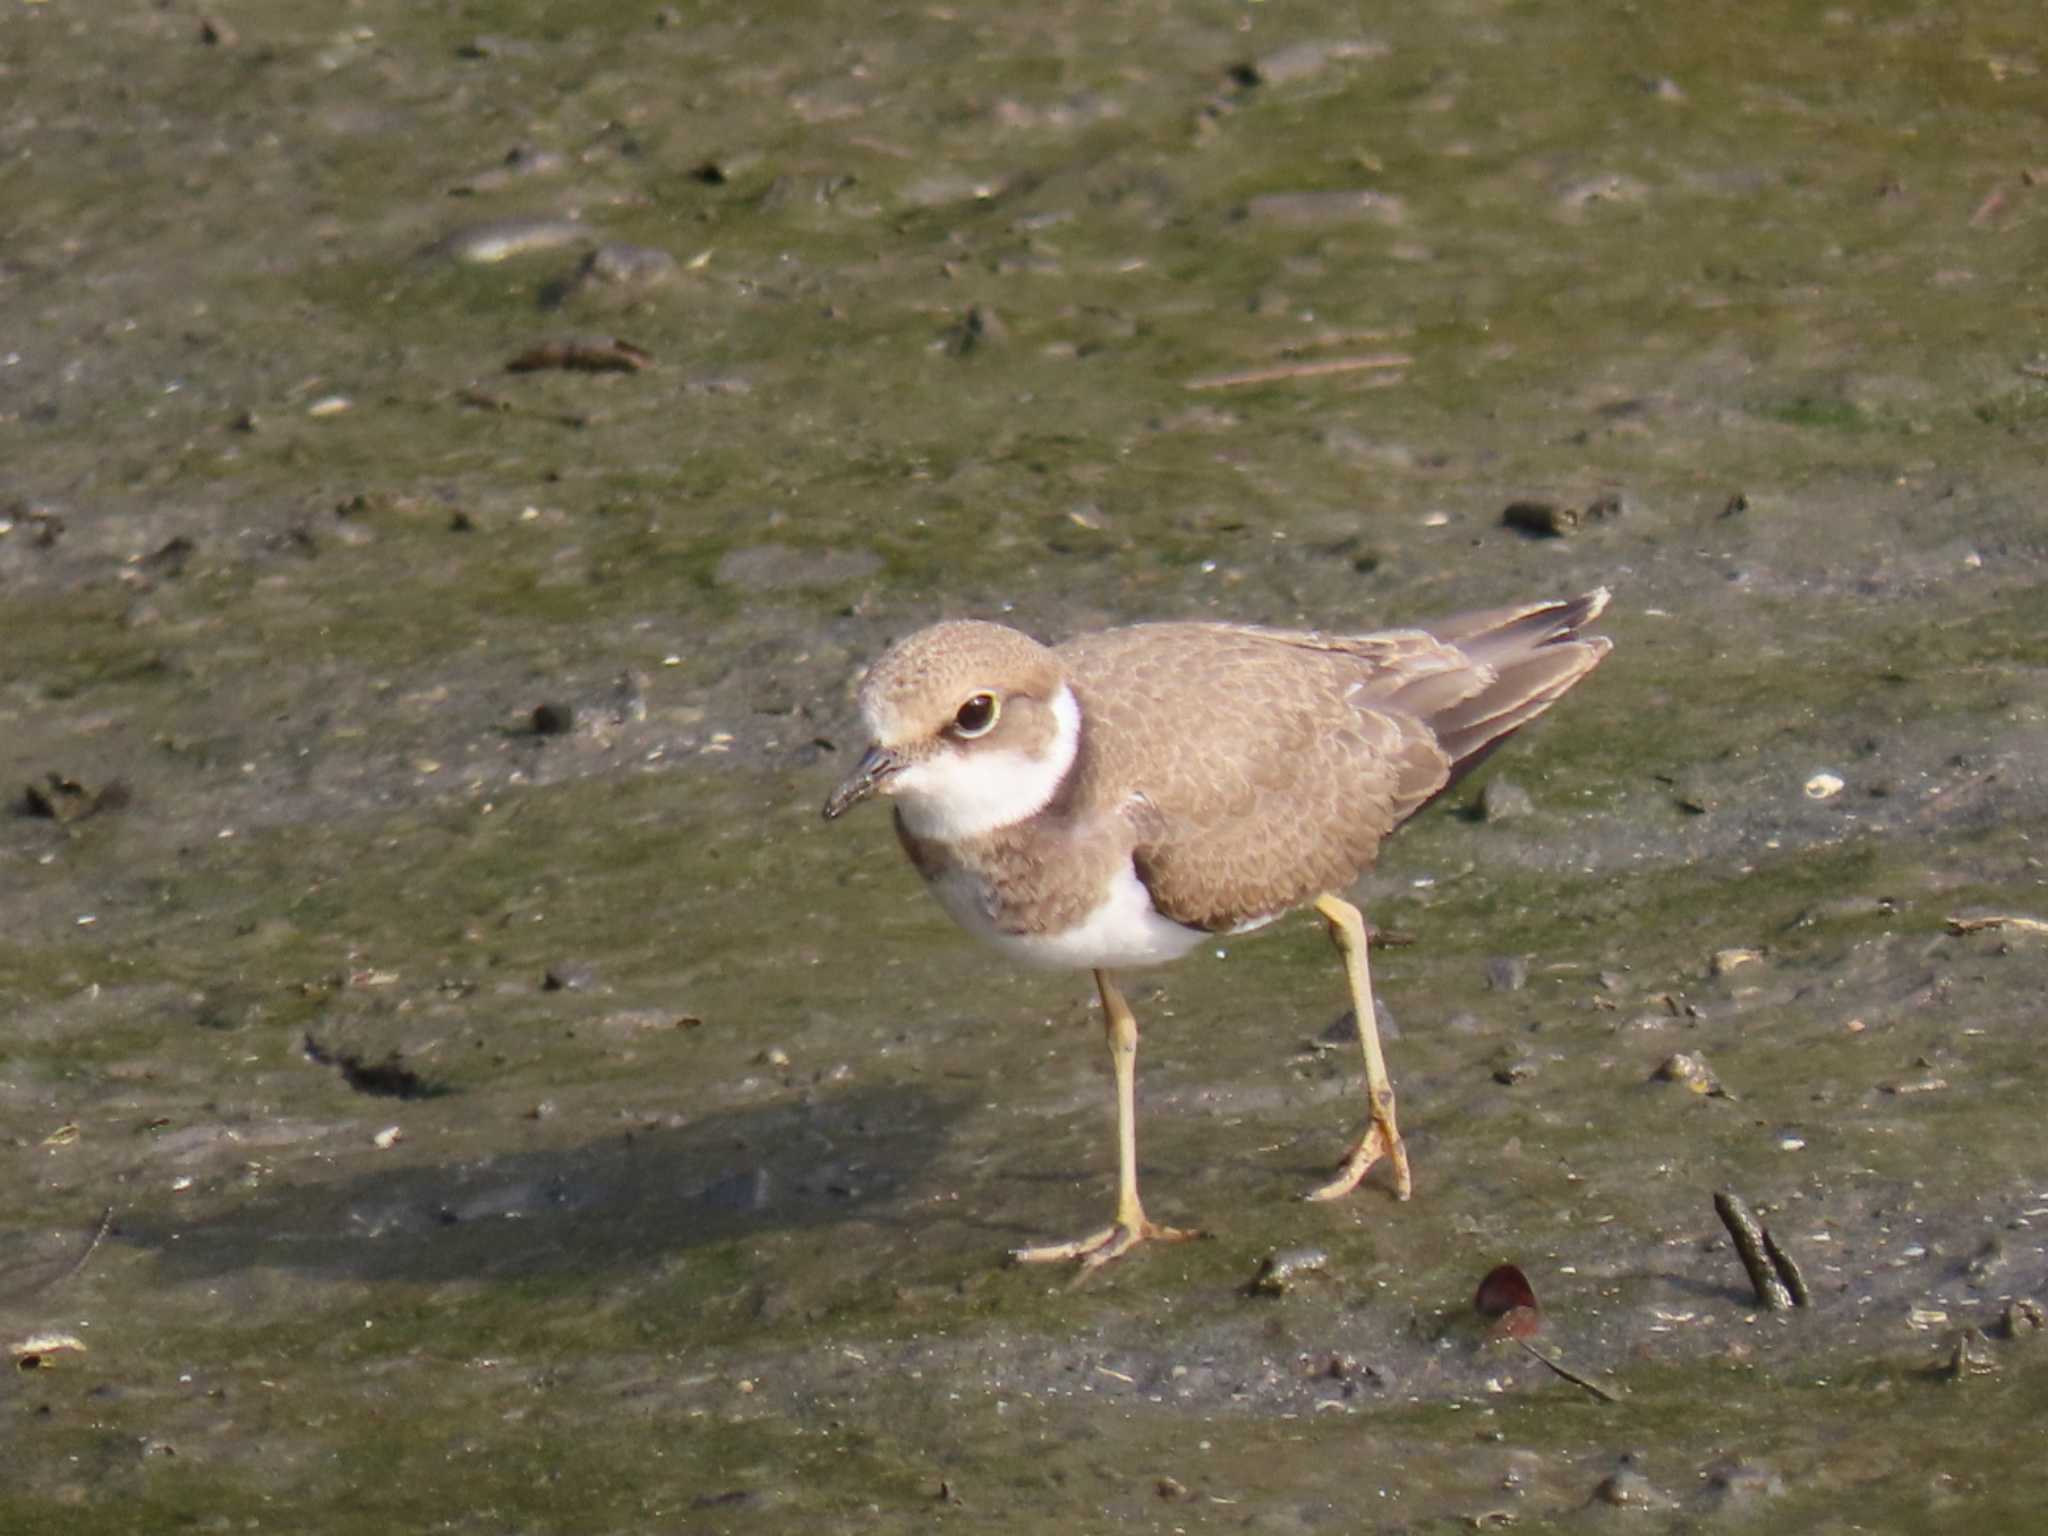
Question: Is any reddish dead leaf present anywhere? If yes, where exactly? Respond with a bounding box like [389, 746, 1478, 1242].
[1475, 1262, 1540, 1317]
[1493, 1305, 1544, 1339]
[1476, 1263, 1544, 1339]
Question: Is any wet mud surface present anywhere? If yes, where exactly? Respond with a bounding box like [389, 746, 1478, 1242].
[4, 1, 2047, 1530]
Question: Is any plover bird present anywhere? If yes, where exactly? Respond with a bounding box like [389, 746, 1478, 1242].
[823, 590, 1611, 1273]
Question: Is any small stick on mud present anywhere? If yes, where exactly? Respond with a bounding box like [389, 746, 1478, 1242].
[1714, 1190, 1806, 1310]
[1967, 187, 2008, 228]
[1185, 353, 1411, 391]
[1516, 1339, 1622, 1404]
[53, 1205, 115, 1290]
[1759, 1225, 1811, 1307]
[1945, 913, 2048, 938]
[0, 1205, 114, 1304]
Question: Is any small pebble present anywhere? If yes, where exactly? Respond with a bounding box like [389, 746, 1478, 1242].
[2000, 1297, 2043, 1338]
[542, 962, 596, 992]
[23, 772, 130, 824]
[946, 303, 1007, 355]
[1490, 1046, 1538, 1085]
[1247, 1246, 1330, 1295]
[1502, 499, 1576, 537]
[1652, 1052, 1725, 1096]
[1882, 1075, 1948, 1096]
[1234, 39, 1387, 87]
[1804, 771, 1845, 800]
[578, 242, 679, 288]
[1592, 1468, 1661, 1507]
[1942, 1327, 1998, 1380]
[432, 216, 587, 265]
[531, 701, 576, 735]
[1501, 494, 1623, 538]
[1709, 947, 1762, 977]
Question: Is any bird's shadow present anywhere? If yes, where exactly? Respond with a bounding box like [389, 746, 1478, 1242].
[117, 1085, 968, 1288]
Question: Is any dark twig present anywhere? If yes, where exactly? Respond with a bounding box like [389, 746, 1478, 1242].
[1760, 1225, 1811, 1307]
[52, 1205, 115, 1290]
[1516, 1339, 1622, 1403]
[1714, 1190, 1804, 1310]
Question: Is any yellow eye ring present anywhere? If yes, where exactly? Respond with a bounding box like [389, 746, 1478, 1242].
[952, 692, 1000, 737]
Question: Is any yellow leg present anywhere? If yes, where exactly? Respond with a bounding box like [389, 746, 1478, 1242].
[1011, 970, 1201, 1273]
[1304, 894, 1413, 1203]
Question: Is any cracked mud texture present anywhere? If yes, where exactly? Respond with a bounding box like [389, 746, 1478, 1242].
[4, 1, 2047, 1531]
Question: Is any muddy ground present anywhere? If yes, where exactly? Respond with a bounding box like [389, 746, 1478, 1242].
[4, 1, 2047, 1531]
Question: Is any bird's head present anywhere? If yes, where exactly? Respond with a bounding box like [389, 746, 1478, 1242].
[822, 620, 1080, 841]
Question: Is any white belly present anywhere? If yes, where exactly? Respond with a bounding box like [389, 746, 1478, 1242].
[926, 860, 1213, 971]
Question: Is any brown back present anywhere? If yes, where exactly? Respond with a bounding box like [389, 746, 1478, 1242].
[1059, 592, 1610, 931]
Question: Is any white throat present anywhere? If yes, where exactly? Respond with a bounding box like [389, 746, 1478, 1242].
[890, 683, 1081, 842]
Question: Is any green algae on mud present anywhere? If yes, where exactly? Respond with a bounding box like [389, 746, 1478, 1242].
[9, 784, 2047, 1526]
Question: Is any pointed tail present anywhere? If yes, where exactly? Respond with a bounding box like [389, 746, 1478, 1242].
[1425, 588, 1612, 783]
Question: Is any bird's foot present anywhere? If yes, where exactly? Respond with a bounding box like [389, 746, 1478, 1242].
[1302, 1118, 1413, 1203]
[1009, 1216, 1202, 1278]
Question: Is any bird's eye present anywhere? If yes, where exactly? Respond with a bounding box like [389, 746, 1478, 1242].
[952, 692, 1000, 737]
